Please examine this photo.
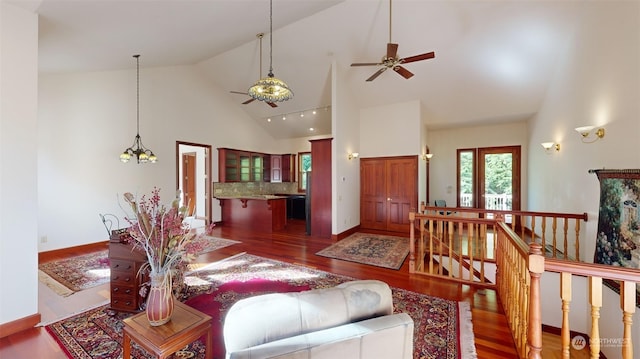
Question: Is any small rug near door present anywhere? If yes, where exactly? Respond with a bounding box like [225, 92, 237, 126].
[45, 253, 477, 359]
[39, 236, 240, 296]
[39, 250, 110, 296]
[315, 232, 410, 269]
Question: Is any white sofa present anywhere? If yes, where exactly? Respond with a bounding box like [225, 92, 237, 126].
[223, 280, 414, 359]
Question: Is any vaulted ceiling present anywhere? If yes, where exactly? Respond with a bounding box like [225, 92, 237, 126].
[32, 0, 583, 139]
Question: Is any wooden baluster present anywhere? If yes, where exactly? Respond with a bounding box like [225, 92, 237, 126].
[428, 219, 434, 274]
[520, 216, 532, 248]
[560, 272, 572, 358]
[438, 220, 444, 275]
[447, 220, 453, 278]
[574, 219, 580, 261]
[551, 217, 558, 258]
[468, 223, 475, 281]
[527, 243, 544, 359]
[620, 281, 635, 359]
[589, 277, 602, 359]
[540, 216, 546, 252]
[480, 223, 486, 282]
[419, 217, 425, 272]
[563, 218, 569, 260]
[409, 212, 415, 273]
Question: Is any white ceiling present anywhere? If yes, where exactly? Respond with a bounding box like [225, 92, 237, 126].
[29, 0, 584, 139]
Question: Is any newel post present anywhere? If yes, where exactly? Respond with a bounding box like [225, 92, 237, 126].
[528, 242, 545, 359]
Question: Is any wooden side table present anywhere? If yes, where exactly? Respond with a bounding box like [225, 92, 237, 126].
[122, 301, 213, 359]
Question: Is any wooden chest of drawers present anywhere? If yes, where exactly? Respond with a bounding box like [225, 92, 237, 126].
[109, 241, 147, 312]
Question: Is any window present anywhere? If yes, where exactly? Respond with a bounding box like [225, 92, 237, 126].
[298, 152, 311, 192]
[456, 146, 521, 216]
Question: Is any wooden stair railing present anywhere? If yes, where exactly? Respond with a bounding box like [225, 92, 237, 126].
[496, 221, 638, 359]
[409, 212, 495, 286]
[410, 208, 636, 359]
[421, 204, 588, 261]
[528, 252, 639, 359]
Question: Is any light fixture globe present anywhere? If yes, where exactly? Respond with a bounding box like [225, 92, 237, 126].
[248, 0, 292, 103]
[248, 72, 293, 102]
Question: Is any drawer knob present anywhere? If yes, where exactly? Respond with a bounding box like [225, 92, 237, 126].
[113, 288, 119, 292]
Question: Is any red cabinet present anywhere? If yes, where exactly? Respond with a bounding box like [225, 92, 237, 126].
[310, 138, 332, 238]
[219, 148, 293, 183]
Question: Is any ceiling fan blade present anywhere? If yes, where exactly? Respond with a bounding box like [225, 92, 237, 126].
[230, 91, 249, 95]
[393, 65, 414, 79]
[387, 43, 399, 59]
[351, 62, 383, 67]
[242, 98, 256, 105]
[400, 51, 435, 64]
[366, 67, 388, 82]
[266, 102, 278, 108]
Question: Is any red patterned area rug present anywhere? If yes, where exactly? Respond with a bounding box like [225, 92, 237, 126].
[45, 253, 477, 359]
[315, 232, 410, 269]
[38, 237, 240, 296]
[39, 250, 110, 296]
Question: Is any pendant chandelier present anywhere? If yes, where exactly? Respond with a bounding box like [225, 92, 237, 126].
[248, 0, 293, 103]
[120, 54, 157, 164]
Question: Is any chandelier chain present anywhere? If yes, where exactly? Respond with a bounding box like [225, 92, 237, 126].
[136, 54, 140, 135]
[269, 0, 273, 75]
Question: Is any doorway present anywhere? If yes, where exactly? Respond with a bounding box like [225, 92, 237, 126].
[176, 141, 212, 227]
[457, 146, 521, 213]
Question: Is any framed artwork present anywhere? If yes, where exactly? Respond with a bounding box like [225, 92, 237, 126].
[592, 169, 640, 307]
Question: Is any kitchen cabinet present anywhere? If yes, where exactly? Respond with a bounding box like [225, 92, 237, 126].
[219, 148, 292, 183]
[310, 138, 332, 238]
[271, 155, 282, 182]
[360, 156, 417, 232]
[218, 148, 268, 183]
[271, 154, 296, 183]
[282, 154, 296, 182]
[219, 197, 287, 232]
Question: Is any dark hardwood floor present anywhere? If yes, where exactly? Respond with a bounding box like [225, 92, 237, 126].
[0, 219, 518, 358]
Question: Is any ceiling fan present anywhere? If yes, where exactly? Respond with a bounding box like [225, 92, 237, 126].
[351, 0, 435, 82]
[230, 33, 277, 108]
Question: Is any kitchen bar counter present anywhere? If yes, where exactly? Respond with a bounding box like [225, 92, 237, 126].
[217, 196, 287, 232]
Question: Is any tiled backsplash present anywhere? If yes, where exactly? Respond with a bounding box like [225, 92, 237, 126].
[213, 182, 300, 197]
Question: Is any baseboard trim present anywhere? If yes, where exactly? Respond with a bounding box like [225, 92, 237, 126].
[38, 240, 109, 263]
[0, 313, 41, 338]
[331, 225, 360, 241]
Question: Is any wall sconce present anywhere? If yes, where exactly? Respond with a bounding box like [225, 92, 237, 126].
[575, 126, 605, 143]
[421, 153, 434, 161]
[540, 142, 560, 154]
[348, 152, 359, 160]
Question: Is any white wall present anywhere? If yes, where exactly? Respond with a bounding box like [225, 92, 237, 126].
[0, 2, 39, 324]
[360, 100, 423, 158]
[528, 2, 640, 357]
[38, 64, 279, 251]
[333, 61, 361, 234]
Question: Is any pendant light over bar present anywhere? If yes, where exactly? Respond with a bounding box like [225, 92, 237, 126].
[248, 0, 293, 103]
